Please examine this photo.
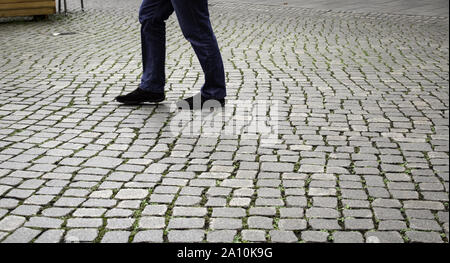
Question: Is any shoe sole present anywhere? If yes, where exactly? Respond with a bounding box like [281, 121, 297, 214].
[117, 98, 165, 105]
[177, 103, 226, 111]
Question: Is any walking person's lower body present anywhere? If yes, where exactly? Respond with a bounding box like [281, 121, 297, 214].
[116, 0, 226, 109]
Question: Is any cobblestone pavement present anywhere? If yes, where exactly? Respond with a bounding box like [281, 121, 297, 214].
[243, 0, 449, 17]
[0, 0, 448, 243]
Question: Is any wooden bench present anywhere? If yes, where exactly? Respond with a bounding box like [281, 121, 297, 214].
[0, 0, 56, 18]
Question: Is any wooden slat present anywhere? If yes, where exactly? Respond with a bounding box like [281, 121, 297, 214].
[0, 0, 54, 17]
[0, 0, 47, 4]
[0, 1, 55, 10]
[0, 7, 54, 17]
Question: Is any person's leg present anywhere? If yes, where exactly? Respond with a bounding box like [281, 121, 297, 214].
[139, 0, 174, 93]
[116, 0, 174, 105]
[171, 0, 226, 99]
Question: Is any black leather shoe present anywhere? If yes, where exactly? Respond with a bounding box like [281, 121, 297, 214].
[176, 93, 225, 110]
[116, 87, 165, 105]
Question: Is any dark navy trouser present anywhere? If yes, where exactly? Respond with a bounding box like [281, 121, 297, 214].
[139, 0, 226, 99]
